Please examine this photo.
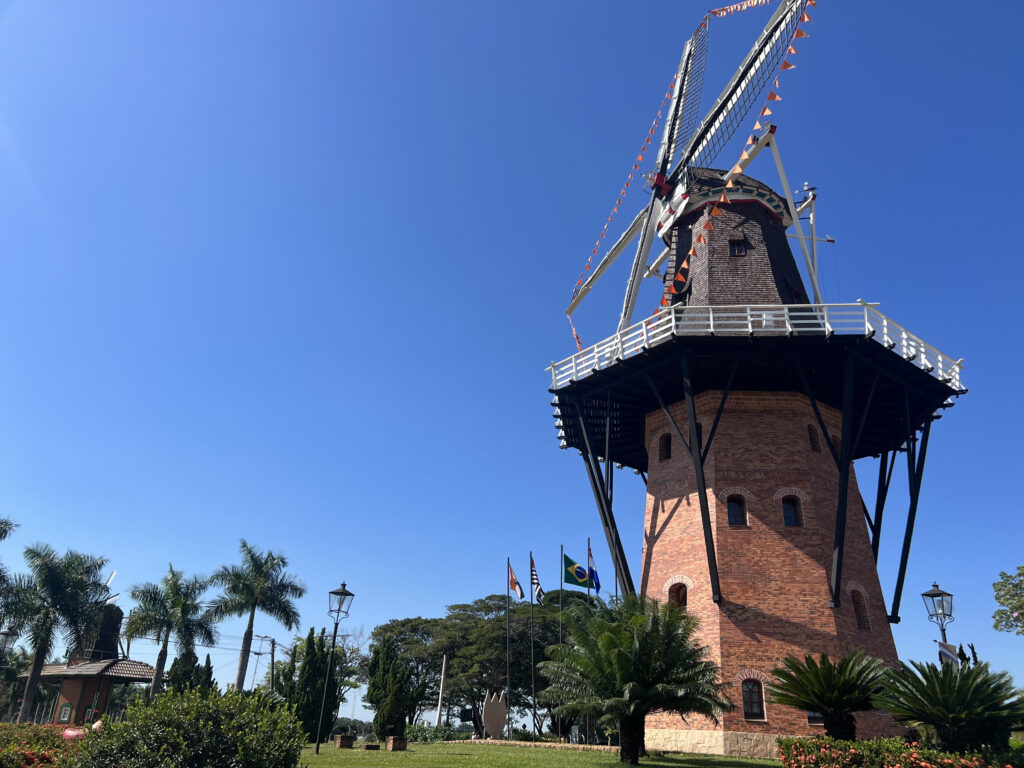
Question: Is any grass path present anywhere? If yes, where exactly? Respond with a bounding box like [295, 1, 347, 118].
[301, 742, 780, 767]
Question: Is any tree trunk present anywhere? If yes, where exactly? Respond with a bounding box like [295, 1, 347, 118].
[619, 713, 645, 765]
[235, 606, 256, 691]
[148, 631, 170, 702]
[16, 648, 47, 723]
[823, 711, 856, 741]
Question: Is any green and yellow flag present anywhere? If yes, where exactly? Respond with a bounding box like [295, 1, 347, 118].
[563, 554, 595, 589]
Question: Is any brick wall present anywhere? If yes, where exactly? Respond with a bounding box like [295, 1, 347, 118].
[641, 390, 899, 755]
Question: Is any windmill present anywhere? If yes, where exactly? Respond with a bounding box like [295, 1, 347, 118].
[567, 0, 824, 330]
[547, 2, 965, 755]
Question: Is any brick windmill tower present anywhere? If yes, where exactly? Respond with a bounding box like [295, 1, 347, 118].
[548, 1, 965, 758]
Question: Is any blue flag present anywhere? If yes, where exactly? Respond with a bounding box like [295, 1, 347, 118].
[588, 545, 601, 595]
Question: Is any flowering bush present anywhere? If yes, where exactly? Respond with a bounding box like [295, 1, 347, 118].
[0, 723, 83, 768]
[777, 736, 1013, 768]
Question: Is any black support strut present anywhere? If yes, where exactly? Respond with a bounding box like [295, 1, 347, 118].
[828, 354, 856, 608]
[573, 398, 636, 596]
[871, 451, 896, 563]
[889, 416, 931, 623]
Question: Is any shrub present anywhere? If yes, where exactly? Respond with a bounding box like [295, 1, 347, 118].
[875, 661, 1024, 754]
[0, 723, 82, 768]
[404, 723, 468, 742]
[66, 689, 305, 768]
[777, 736, 1009, 768]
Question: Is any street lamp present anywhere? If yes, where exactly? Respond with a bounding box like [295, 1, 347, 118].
[314, 583, 354, 755]
[0, 628, 15, 654]
[921, 582, 954, 643]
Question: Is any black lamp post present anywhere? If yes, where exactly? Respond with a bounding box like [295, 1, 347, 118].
[921, 582, 954, 643]
[314, 582, 354, 755]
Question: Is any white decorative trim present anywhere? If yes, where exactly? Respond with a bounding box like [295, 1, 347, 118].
[661, 574, 694, 597]
[717, 486, 754, 501]
[773, 486, 809, 503]
[734, 668, 772, 686]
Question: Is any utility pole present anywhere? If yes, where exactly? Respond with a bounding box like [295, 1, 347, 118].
[270, 638, 276, 692]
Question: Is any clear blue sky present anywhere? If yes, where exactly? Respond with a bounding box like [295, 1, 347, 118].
[0, 0, 1021, 721]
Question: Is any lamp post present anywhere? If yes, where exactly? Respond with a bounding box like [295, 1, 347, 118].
[0, 628, 14, 658]
[314, 582, 354, 755]
[921, 582, 954, 643]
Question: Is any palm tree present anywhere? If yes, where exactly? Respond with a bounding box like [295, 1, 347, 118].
[765, 650, 886, 740]
[126, 565, 218, 701]
[874, 660, 1024, 754]
[210, 540, 306, 691]
[17, 544, 110, 722]
[540, 594, 731, 765]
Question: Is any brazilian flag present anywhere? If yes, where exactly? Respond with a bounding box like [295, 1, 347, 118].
[563, 554, 595, 589]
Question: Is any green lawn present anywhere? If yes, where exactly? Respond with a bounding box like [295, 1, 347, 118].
[300, 742, 779, 768]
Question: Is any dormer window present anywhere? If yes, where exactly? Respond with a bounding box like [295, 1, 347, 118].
[729, 238, 748, 257]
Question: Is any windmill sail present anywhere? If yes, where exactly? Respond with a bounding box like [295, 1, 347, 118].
[673, 0, 808, 177]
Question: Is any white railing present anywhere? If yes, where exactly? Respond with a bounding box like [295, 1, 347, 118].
[548, 302, 964, 393]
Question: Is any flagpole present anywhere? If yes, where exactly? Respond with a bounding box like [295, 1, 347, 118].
[506, 557, 511, 741]
[529, 551, 537, 739]
[558, 543, 563, 742]
[586, 536, 591, 745]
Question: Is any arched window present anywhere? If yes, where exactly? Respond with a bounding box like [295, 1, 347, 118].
[658, 433, 671, 461]
[807, 425, 821, 453]
[668, 583, 687, 611]
[727, 495, 747, 526]
[782, 496, 803, 527]
[742, 679, 765, 720]
[852, 590, 871, 630]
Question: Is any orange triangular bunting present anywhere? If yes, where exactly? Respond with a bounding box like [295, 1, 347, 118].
[688, 246, 698, 256]
[674, 272, 686, 283]
[788, 44, 797, 54]
[801, 11, 812, 22]
[761, 106, 773, 116]
[710, 205, 723, 217]
[717, 192, 730, 204]
[725, 178, 735, 189]
[668, 284, 678, 294]
[696, 233, 706, 244]
[740, 150, 750, 160]
[774, 77, 780, 88]
[745, 135, 755, 146]
[795, 28, 809, 38]
[703, 220, 714, 231]
[681, 257, 690, 270]
[585, 263, 591, 270]
[731, 163, 744, 174]
[660, 296, 670, 306]
[781, 60, 796, 70]
[753, 120, 762, 130]
[768, 91, 782, 101]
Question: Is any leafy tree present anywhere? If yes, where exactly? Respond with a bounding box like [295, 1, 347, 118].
[167, 648, 217, 694]
[992, 565, 1024, 635]
[268, 629, 362, 725]
[874, 660, 1024, 754]
[766, 651, 887, 741]
[17, 544, 110, 722]
[126, 564, 217, 701]
[370, 617, 443, 725]
[365, 633, 418, 740]
[540, 594, 730, 765]
[210, 540, 306, 691]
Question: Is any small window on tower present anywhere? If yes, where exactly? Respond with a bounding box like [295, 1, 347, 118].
[668, 583, 687, 611]
[742, 680, 765, 720]
[729, 238, 748, 257]
[727, 495, 747, 526]
[852, 590, 871, 631]
[782, 496, 803, 527]
[807, 425, 821, 453]
[658, 433, 672, 462]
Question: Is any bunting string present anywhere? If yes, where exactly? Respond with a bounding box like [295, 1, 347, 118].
[567, 0, 817, 349]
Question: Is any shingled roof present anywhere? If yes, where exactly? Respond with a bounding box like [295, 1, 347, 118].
[20, 658, 159, 682]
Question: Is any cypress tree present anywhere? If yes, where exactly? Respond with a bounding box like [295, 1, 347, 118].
[365, 634, 413, 740]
